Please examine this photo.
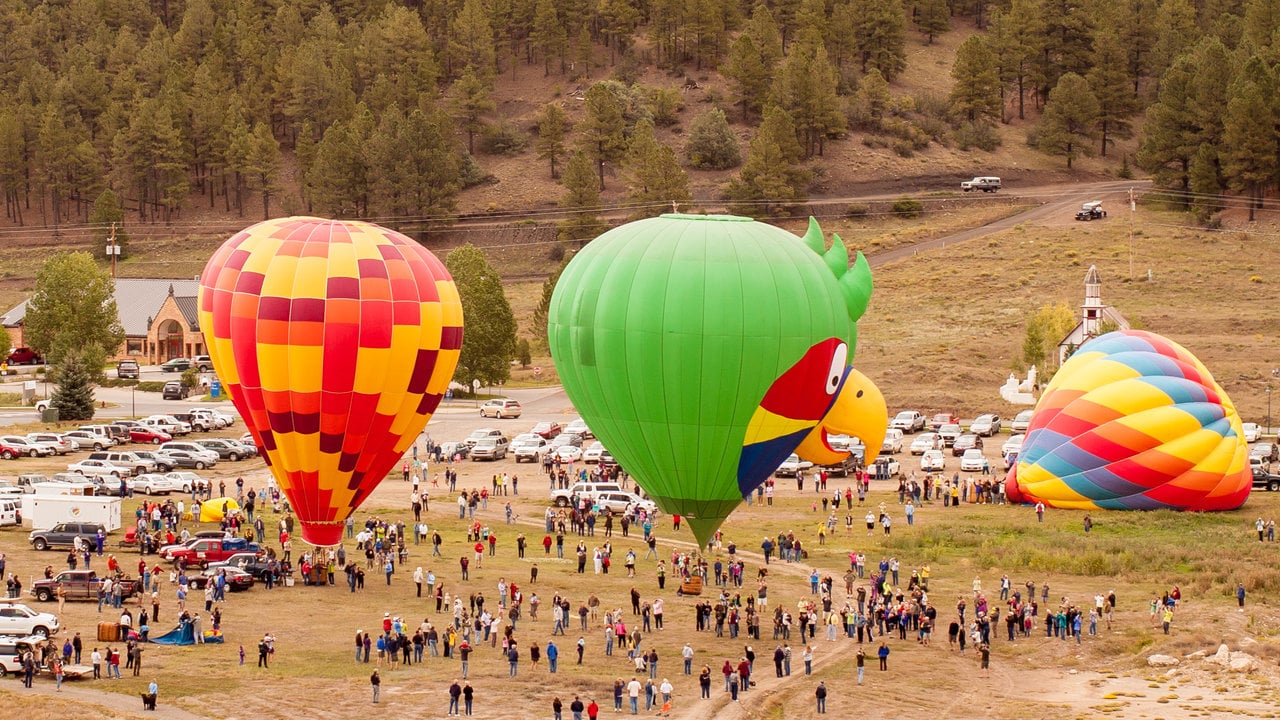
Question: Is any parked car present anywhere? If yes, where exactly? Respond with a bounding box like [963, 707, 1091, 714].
[554, 445, 584, 463]
[165, 472, 208, 493]
[208, 552, 272, 580]
[548, 433, 584, 451]
[195, 438, 256, 460]
[28, 521, 107, 551]
[0, 435, 57, 457]
[774, 453, 813, 478]
[172, 412, 212, 431]
[530, 422, 563, 439]
[154, 449, 216, 470]
[969, 414, 1002, 437]
[479, 399, 522, 419]
[592, 492, 656, 515]
[565, 417, 592, 439]
[952, 434, 984, 456]
[6, 347, 43, 365]
[66, 459, 131, 479]
[868, 457, 901, 479]
[128, 427, 172, 445]
[581, 441, 606, 463]
[1251, 443, 1279, 464]
[1075, 200, 1106, 221]
[193, 355, 214, 372]
[462, 428, 505, 449]
[910, 433, 941, 455]
[191, 408, 236, 428]
[86, 451, 157, 475]
[1002, 434, 1025, 458]
[0, 438, 26, 459]
[880, 429, 904, 455]
[128, 450, 173, 473]
[960, 176, 1001, 192]
[128, 473, 180, 495]
[188, 565, 254, 591]
[959, 449, 987, 472]
[143, 416, 192, 436]
[0, 601, 60, 638]
[62, 430, 114, 451]
[550, 482, 623, 508]
[1010, 409, 1035, 433]
[920, 449, 946, 472]
[24, 433, 73, 455]
[1252, 466, 1280, 492]
[160, 358, 192, 372]
[190, 409, 231, 429]
[890, 411, 926, 433]
[116, 360, 140, 379]
[1242, 423, 1262, 443]
[938, 424, 963, 447]
[510, 435, 547, 463]
[470, 437, 510, 461]
[930, 413, 959, 431]
[163, 381, 191, 400]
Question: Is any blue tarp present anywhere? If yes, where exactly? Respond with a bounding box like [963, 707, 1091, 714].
[149, 621, 224, 645]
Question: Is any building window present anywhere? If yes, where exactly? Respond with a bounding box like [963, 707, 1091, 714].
[126, 339, 144, 355]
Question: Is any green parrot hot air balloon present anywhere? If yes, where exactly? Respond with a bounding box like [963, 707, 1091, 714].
[548, 214, 882, 545]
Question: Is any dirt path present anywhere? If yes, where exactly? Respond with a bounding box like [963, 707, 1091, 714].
[2, 679, 208, 720]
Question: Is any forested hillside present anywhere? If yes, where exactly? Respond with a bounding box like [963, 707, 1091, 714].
[0, 0, 1275, 237]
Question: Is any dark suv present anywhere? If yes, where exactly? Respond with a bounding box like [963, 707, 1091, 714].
[29, 522, 107, 551]
[163, 381, 191, 400]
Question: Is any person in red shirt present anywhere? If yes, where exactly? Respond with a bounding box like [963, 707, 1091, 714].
[586, 698, 599, 720]
[737, 659, 751, 692]
[488, 534, 497, 557]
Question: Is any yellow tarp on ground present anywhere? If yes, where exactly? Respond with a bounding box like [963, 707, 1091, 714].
[197, 497, 240, 523]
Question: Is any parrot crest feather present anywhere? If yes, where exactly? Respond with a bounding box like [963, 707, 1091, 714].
[800, 217, 873, 324]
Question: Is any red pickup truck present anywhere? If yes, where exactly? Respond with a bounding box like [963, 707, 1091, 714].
[30, 570, 144, 602]
[163, 537, 261, 568]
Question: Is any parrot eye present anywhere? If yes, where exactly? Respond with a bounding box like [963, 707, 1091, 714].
[825, 343, 848, 395]
[856, 390, 864, 398]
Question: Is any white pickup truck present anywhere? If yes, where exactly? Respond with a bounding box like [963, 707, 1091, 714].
[961, 176, 1001, 192]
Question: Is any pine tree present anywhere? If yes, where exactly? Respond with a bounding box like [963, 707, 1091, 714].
[949, 35, 1001, 124]
[241, 122, 282, 220]
[625, 119, 691, 217]
[1150, 0, 1197, 80]
[577, 83, 627, 190]
[855, 0, 907, 80]
[51, 347, 100, 421]
[532, 0, 567, 75]
[685, 108, 742, 169]
[725, 105, 809, 216]
[915, 0, 951, 43]
[449, 0, 497, 80]
[1221, 57, 1277, 221]
[445, 245, 517, 388]
[1036, 72, 1099, 168]
[1137, 57, 1198, 197]
[724, 35, 770, 122]
[1086, 32, 1136, 157]
[770, 29, 844, 157]
[532, 256, 572, 346]
[559, 150, 605, 241]
[1119, 0, 1159, 96]
[536, 103, 569, 179]
[451, 67, 496, 155]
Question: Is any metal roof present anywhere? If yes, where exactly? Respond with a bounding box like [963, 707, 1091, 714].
[1, 278, 200, 336]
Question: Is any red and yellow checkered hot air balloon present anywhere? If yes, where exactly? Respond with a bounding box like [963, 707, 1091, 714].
[198, 217, 463, 545]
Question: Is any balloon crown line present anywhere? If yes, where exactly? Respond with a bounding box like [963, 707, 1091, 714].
[799, 217, 873, 326]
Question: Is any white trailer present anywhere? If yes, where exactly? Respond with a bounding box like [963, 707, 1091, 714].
[22, 494, 122, 531]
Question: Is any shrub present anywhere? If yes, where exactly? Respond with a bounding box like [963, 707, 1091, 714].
[846, 204, 869, 218]
[954, 121, 1001, 151]
[685, 108, 741, 170]
[891, 197, 924, 218]
[645, 86, 683, 127]
[478, 122, 528, 155]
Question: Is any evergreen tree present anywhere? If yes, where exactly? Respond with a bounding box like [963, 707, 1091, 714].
[577, 83, 627, 189]
[624, 119, 691, 217]
[445, 245, 517, 388]
[685, 107, 742, 169]
[367, 108, 463, 219]
[1034, 0, 1094, 98]
[1036, 72, 1099, 168]
[725, 105, 809, 216]
[559, 150, 605, 242]
[1187, 142, 1224, 216]
[1137, 57, 1198, 197]
[532, 0, 567, 75]
[448, 0, 497, 80]
[240, 122, 282, 220]
[915, 0, 951, 43]
[770, 29, 845, 157]
[308, 111, 373, 217]
[451, 67, 496, 155]
[1221, 58, 1277, 220]
[1243, 0, 1280, 54]
[51, 347, 100, 421]
[535, 103, 569, 179]
[855, 0, 908, 80]
[1086, 32, 1136, 157]
[724, 35, 770, 122]
[1119, 0, 1159, 96]
[1150, 0, 1197, 80]
[1000, 0, 1041, 120]
[949, 35, 1001, 125]
[532, 254, 572, 346]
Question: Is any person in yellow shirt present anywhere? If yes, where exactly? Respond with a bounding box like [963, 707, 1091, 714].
[817, 525, 826, 545]
[1162, 607, 1174, 634]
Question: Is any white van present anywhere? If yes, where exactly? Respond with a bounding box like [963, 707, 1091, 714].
[881, 429, 904, 454]
[0, 497, 21, 526]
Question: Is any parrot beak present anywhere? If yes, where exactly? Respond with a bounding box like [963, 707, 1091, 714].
[794, 368, 887, 467]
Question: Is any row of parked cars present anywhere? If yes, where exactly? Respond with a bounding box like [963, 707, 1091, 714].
[446, 417, 599, 464]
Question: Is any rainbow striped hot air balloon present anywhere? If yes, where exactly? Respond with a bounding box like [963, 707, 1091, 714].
[198, 217, 463, 545]
[1006, 330, 1250, 511]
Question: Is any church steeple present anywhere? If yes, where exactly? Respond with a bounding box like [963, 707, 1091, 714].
[1081, 265, 1102, 338]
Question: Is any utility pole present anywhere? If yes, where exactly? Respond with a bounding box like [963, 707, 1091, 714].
[106, 223, 121, 278]
[1128, 188, 1135, 280]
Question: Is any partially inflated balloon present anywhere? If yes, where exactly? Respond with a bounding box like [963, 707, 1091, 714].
[1007, 330, 1249, 510]
[198, 217, 463, 545]
[548, 214, 881, 544]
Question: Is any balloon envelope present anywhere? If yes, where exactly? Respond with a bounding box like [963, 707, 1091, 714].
[1010, 330, 1249, 510]
[198, 217, 463, 545]
[548, 214, 874, 543]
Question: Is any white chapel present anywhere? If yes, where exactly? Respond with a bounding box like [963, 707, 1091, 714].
[1057, 264, 1129, 363]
